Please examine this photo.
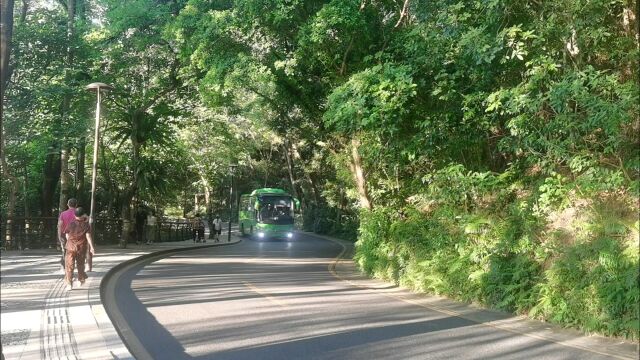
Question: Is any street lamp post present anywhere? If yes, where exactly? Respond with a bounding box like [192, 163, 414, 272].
[85, 83, 113, 252]
[227, 163, 238, 242]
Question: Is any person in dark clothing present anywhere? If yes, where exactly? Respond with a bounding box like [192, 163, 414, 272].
[135, 206, 147, 245]
[207, 211, 214, 240]
[191, 214, 205, 242]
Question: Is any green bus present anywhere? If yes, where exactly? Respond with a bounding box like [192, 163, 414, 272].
[238, 188, 298, 240]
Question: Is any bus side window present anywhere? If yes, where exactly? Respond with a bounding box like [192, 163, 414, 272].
[241, 196, 250, 213]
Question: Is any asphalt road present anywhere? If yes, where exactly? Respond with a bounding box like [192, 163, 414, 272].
[111, 233, 617, 360]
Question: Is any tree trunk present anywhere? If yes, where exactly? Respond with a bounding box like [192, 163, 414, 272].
[75, 137, 86, 202]
[41, 148, 61, 216]
[1, 123, 19, 248]
[19, 0, 27, 23]
[119, 113, 142, 247]
[1, 0, 14, 104]
[57, 0, 76, 214]
[58, 147, 70, 212]
[77, 0, 87, 21]
[621, 1, 638, 80]
[305, 172, 321, 205]
[119, 199, 131, 248]
[203, 183, 211, 214]
[3, 176, 18, 248]
[1, 0, 16, 248]
[263, 143, 273, 187]
[283, 139, 299, 199]
[621, 1, 637, 38]
[131, 111, 142, 201]
[349, 137, 372, 210]
[23, 164, 29, 216]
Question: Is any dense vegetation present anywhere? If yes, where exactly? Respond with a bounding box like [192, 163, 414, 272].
[1, 0, 638, 339]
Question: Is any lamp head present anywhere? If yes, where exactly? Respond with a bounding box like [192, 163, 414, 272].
[85, 82, 114, 91]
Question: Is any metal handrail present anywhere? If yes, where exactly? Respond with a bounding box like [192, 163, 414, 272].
[1, 217, 193, 250]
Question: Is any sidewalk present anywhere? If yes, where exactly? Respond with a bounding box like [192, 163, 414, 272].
[1, 234, 240, 360]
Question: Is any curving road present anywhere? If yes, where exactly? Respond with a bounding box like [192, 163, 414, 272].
[107, 233, 622, 360]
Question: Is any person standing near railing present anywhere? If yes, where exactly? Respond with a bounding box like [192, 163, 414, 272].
[135, 206, 147, 245]
[146, 211, 157, 244]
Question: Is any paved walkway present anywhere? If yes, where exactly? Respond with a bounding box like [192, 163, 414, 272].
[1, 232, 239, 360]
[1, 231, 637, 360]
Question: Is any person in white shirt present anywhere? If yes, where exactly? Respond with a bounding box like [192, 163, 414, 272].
[146, 211, 158, 244]
[212, 215, 222, 242]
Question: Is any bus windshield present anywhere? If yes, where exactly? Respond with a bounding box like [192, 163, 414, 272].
[258, 196, 294, 225]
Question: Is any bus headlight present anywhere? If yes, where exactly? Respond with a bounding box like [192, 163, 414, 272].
[287, 232, 293, 238]
[258, 232, 265, 238]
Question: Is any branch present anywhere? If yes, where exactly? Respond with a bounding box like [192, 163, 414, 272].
[111, 96, 132, 111]
[340, 37, 354, 76]
[394, 0, 410, 28]
[20, 0, 28, 24]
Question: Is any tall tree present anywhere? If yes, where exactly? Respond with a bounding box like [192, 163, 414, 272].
[1, 0, 20, 247]
[0, 0, 14, 101]
[57, 0, 78, 213]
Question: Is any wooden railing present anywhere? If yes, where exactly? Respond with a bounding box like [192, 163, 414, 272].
[1, 217, 193, 250]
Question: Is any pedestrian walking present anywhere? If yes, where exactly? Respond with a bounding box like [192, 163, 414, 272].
[63, 207, 96, 291]
[191, 214, 205, 243]
[146, 211, 158, 244]
[57, 198, 79, 273]
[212, 215, 222, 242]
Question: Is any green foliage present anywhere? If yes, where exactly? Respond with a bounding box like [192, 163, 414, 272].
[324, 64, 417, 136]
[531, 236, 639, 338]
[357, 188, 639, 339]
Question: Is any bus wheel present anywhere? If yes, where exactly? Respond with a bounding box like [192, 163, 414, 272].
[240, 224, 245, 236]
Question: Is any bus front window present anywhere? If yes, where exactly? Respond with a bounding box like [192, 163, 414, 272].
[257, 196, 294, 224]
